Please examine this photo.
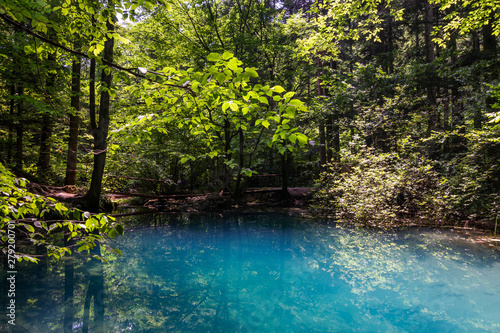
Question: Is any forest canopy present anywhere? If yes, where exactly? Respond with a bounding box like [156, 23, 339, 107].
[0, 0, 500, 259]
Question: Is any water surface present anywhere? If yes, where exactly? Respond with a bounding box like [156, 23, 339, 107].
[2, 213, 500, 332]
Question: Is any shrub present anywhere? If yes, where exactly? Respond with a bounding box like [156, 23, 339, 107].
[311, 148, 447, 225]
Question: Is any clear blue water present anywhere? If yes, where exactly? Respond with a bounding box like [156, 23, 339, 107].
[2, 213, 500, 332]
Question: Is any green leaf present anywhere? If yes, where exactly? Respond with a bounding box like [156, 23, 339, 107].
[207, 53, 221, 61]
[288, 99, 303, 106]
[271, 86, 285, 93]
[229, 101, 239, 111]
[296, 133, 308, 145]
[245, 68, 259, 78]
[222, 51, 234, 60]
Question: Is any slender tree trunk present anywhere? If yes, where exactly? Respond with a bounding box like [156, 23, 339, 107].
[7, 84, 15, 163]
[234, 128, 244, 197]
[424, 0, 437, 137]
[38, 52, 57, 180]
[333, 122, 340, 162]
[86, 10, 115, 211]
[15, 86, 24, 172]
[65, 55, 81, 186]
[280, 147, 288, 197]
[223, 119, 232, 192]
[326, 118, 333, 163]
[319, 124, 326, 168]
[480, 16, 497, 130]
[483, 19, 496, 56]
[317, 58, 327, 170]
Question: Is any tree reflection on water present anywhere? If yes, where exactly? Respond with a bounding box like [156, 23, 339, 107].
[2, 213, 500, 332]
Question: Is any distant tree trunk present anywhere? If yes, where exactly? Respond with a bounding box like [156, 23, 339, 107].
[424, 0, 437, 137]
[480, 16, 497, 130]
[65, 55, 81, 186]
[234, 128, 244, 197]
[483, 18, 496, 56]
[280, 147, 288, 197]
[326, 118, 334, 163]
[223, 119, 232, 192]
[471, 30, 480, 53]
[317, 58, 327, 170]
[319, 124, 326, 168]
[15, 86, 24, 172]
[38, 52, 57, 181]
[7, 84, 15, 164]
[86, 10, 115, 211]
[332, 121, 340, 162]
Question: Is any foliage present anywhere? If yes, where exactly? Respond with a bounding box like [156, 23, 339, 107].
[312, 148, 447, 225]
[0, 162, 123, 262]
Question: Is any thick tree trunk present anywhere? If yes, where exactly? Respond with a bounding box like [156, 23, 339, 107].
[65, 56, 81, 186]
[86, 13, 115, 211]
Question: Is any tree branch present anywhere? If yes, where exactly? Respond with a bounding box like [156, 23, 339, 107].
[0, 13, 194, 94]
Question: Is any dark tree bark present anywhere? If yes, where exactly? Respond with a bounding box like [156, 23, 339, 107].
[65, 55, 81, 186]
[86, 10, 115, 211]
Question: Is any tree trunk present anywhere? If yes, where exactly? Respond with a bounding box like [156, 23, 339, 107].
[38, 52, 57, 181]
[280, 147, 288, 197]
[65, 55, 81, 186]
[319, 124, 326, 168]
[424, 0, 437, 137]
[15, 86, 24, 172]
[223, 119, 232, 192]
[234, 128, 244, 197]
[86, 11, 115, 212]
[7, 84, 15, 164]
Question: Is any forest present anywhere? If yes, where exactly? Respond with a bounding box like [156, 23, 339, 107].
[0, 0, 500, 261]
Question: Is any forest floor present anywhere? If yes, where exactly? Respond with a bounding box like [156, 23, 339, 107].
[27, 183, 500, 248]
[110, 187, 313, 215]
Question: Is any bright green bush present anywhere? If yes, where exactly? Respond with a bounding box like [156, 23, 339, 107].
[312, 148, 447, 225]
[0, 163, 123, 263]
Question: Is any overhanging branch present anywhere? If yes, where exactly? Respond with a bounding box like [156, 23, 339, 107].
[0, 13, 194, 94]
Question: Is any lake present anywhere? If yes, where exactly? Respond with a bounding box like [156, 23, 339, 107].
[2, 212, 500, 332]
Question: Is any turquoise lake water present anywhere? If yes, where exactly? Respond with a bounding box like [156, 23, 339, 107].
[2, 212, 500, 332]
